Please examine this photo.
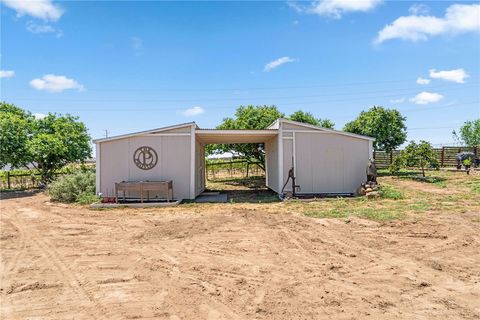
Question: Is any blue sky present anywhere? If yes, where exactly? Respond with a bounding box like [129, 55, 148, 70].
[1, 0, 479, 146]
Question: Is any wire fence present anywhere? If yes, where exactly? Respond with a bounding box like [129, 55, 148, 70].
[0, 172, 66, 190]
[206, 160, 264, 180]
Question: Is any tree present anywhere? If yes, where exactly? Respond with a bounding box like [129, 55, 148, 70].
[289, 110, 334, 129]
[452, 119, 480, 147]
[390, 141, 438, 177]
[0, 102, 92, 183]
[209, 105, 284, 169]
[344, 106, 407, 152]
[0, 103, 33, 169]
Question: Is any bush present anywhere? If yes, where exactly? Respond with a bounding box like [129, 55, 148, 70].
[379, 185, 404, 200]
[48, 170, 97, 203]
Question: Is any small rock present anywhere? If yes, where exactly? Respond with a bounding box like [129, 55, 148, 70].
[367, 191, 380, 198]
[366, 188, 373, 193]
[356, 186, 366, 196]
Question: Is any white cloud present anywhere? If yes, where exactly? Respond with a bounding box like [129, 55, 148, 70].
[416, 77, 430, 85]
[130, 37, 143, 55]
[2, 0, 63, 21]
[409, 4, 430, 15]
[131, 37, 142, 49]
[264, 56, 297, 72]
[289, 0, 382, 19]
[429, 68, 469, 84]
[389, 98, 405, 104]
[30, 74, 84, 92]
[375, 4, 480, 43]
[33, 113, 47, 120]
[0, 70, 15, 78]
[182, 106, 205, 117]
[410, 91, 443, 105]
[26, 21, 58, 34]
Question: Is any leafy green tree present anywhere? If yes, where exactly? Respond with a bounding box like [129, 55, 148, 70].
[208, 105, 284, 169]
[452, 119, 480, 147]
[0, 102, 92, 183]
[390, 141, 438, 177]
[0, 103, 33, 168]
[289, 110, 335, 128]
[344, 106, 407, 152]
[29, 114, 92, 182]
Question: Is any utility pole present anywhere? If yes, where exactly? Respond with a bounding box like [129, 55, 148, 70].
[104, 129, 109, 138]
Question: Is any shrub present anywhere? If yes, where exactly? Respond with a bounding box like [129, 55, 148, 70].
[379, 185, 404, 200]
[48, 170, 97, 203]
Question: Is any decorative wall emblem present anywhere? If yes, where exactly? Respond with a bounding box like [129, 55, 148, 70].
[133, 146, 158, 170]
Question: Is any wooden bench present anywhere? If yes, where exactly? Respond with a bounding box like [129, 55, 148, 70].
[115, 181, 173, 203]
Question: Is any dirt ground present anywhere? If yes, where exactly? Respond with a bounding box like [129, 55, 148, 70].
[1, 173, 480, 319]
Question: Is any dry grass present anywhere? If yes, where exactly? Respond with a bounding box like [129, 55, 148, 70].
[203, 169, 480, 221]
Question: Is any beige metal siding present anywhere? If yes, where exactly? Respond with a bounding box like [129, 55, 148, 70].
[293, 133, 368, 194]
[99, 134, 192, 200]
[153, 126, 192, 134]
[282, 122, 318, 131]
[265, 136, 279, 192]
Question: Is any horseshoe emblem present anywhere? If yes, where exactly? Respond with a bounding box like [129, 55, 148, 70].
[133, 146, 158, 170]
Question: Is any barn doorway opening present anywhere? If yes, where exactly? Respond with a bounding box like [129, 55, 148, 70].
[205, 151, 270, 202]
[195, 129, 279, 203]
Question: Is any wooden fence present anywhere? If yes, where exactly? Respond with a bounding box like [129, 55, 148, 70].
[373, 146, 478, 168]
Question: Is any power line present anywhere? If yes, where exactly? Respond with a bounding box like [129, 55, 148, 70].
[20, 72, 480, 93]
[8, 83, 479, 104]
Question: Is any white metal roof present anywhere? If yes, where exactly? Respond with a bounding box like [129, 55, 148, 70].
[93, 122, 196, 143]
[270, 118, 375, 141]
[94, 118, 374, 144]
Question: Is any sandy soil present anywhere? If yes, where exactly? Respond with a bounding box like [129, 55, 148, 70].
[1, 193, 479, 319]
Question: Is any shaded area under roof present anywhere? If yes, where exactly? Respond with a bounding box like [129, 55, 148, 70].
[195, 129, 278, 144]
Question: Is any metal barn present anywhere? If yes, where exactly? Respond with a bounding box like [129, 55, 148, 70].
[94, 119, 374, 200]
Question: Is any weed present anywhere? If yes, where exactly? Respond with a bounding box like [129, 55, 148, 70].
[378, 185, 404, 200]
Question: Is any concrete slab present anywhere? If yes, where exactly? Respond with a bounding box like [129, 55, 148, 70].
[90, 199, 182, 208]
[195, 194, 228, 203]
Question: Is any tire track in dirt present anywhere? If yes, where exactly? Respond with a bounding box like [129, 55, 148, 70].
[4, 211, 120, 320]
[0, 215, 27, 288]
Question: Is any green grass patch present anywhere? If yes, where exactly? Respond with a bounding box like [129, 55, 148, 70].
[469, 181, 480, 194]
[409, 200, 430, 212]
[378, 185, 404, 200]
[76, 194, 101, 205]
[305, 204, 405, 221]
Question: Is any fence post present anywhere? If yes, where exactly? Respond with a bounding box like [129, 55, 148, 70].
[441, 147, 445, 167]
[7, 171, 11, 189]
[246, 162, 249, 177]
[390, 152, 393, 165]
